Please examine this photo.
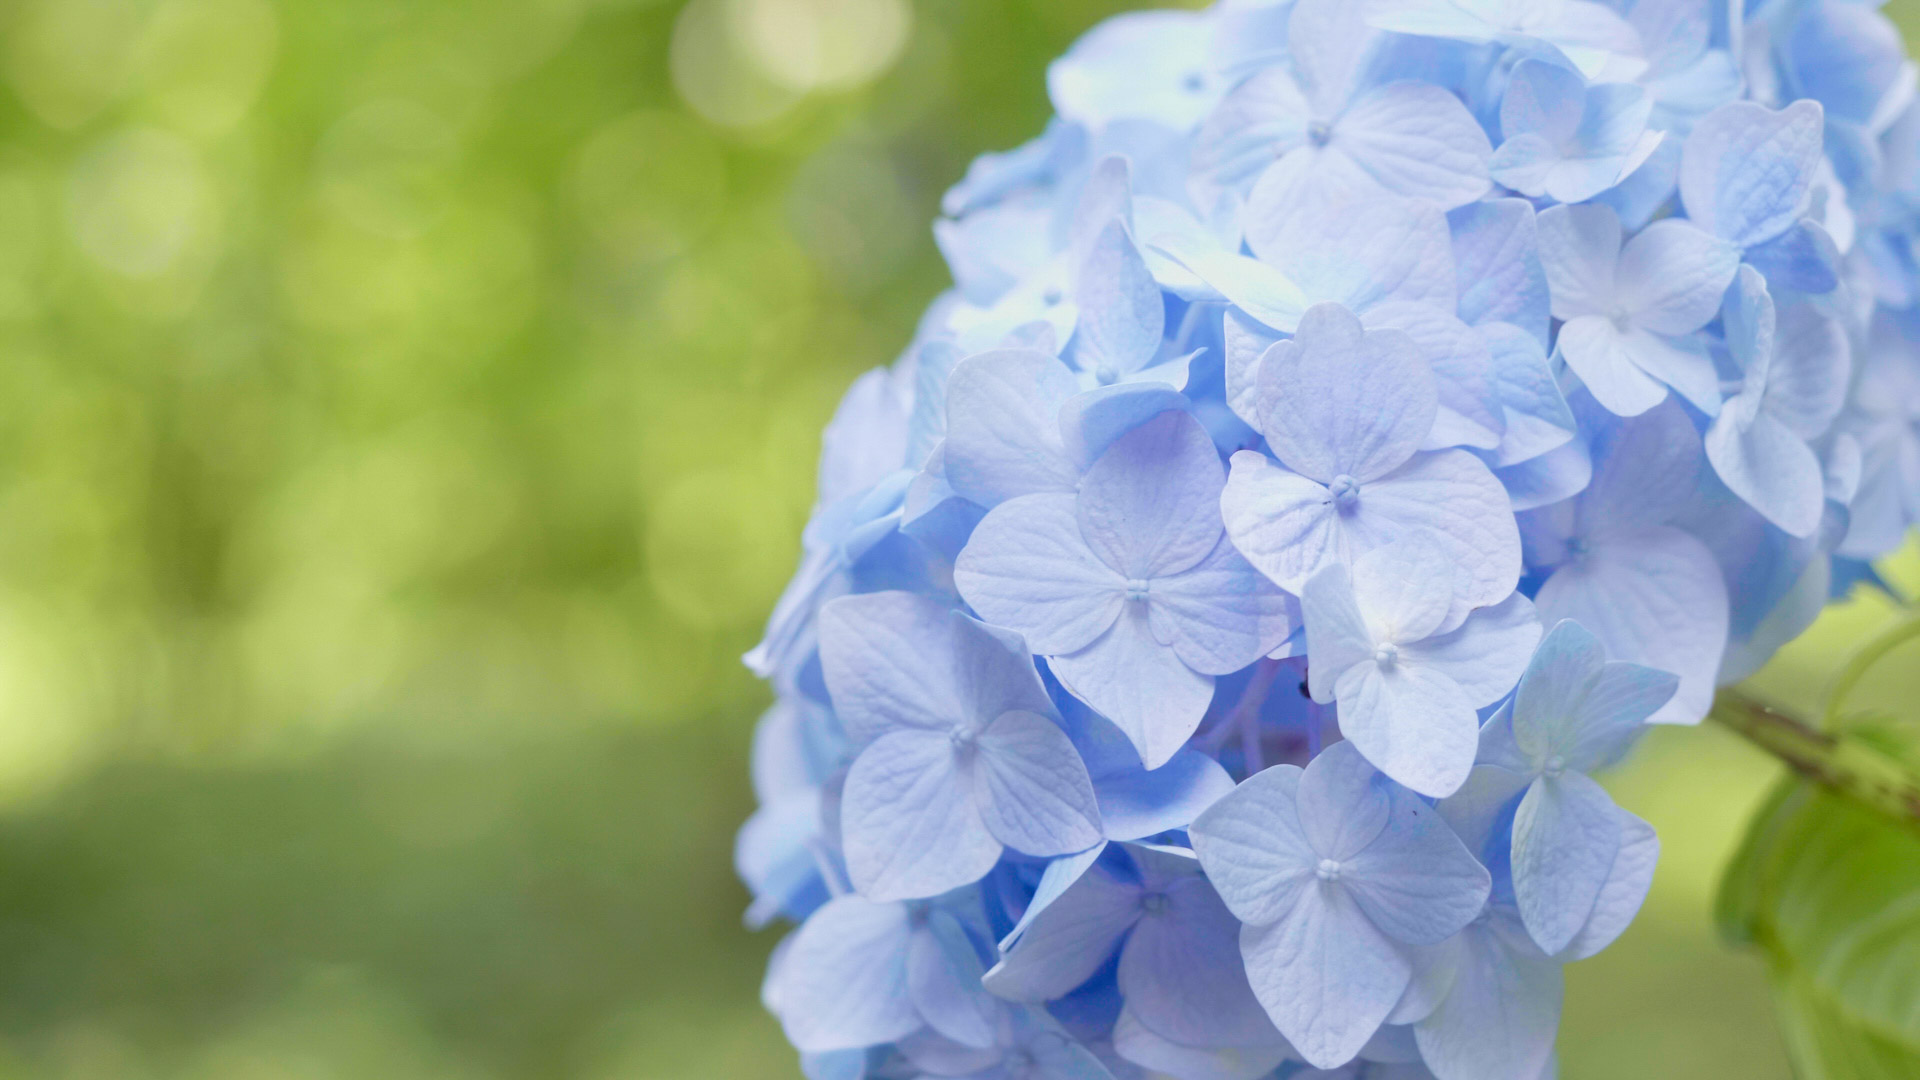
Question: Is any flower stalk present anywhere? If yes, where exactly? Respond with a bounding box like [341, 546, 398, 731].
[1710, 688, 1920, 833]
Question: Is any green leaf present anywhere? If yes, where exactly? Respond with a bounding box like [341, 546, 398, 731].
[1718, 723, 1920, 1077]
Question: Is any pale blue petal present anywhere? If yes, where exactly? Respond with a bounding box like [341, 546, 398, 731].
[1257, 303, 1438, 484]
[1222, 308, 1280, 428]
[1560, 807, 1658, 961]
[1413, 912, 1562, 1080]
[1219, 451, 1343, 595]
[1077, 410, 1224, 579]
[1073, 220, 1165, 381]
[1479, 322, 1574, 469]
[1095, 748, 1235, 841]
[984, 857, 1140, 1001]
[1345, 786, 1493, 945]
[1534, 527, 1728, 725]
[1615, 219, 1740, 335]
[1706, 409, 1827, 538]
[1364, 301, 1503, 451]
[974, 708, 1104, 857]
[1190, 67, 1313, 220]
[1149, 239, 1310, 333]
[1679, 100, 1825, 248]
[1241, 885, 1410, 1069]
[1500, 59, 1584, 146]
[1334, 659, 1481, 799]
[1560, 660, 1677, 773]
[1189, 764, 1319, 926]
[1439, 762, 1532, 860]
[1555, 317, 1672, 418]
[912, 910, 1001, 1048]
[1297, 740, 1393, 862]
[1764, 300, 1850, 440]
[1400, 592, 1541, 705]
[1150, 536, 1300, 676]
[843, 728, 1002, 900]
[1048, 606, 1216, 770]
[1350, 450, 1526, 623]
[1745, 219, 1841, 295]
[1494, 437, 1592, 512]
[1487, 133, 1561, 199]
[820, 591, 969, 741]
[1511, 771, 1622, 955]
[1111, 1007, 1291, 1080]
[1058, 382, 1191, 468]
[1337, 81, 1494, 208]
[1248, 187, 1457, 311]
[1303, 561, 1380, 705]
[1349, 538, 1456, 645]
[956, 493, 1125, 655]
[1000, 844, 1107, 950]
[1449, 199, 1550, 347]
[1120, 873, 1279, 1047]
[1509, 619, 1608, 765]
[1534, 204, 1620, 321]
[776, 896, 918, 1051]
[1047, 9, 1220, 131]
[945, 349, 1082, 507]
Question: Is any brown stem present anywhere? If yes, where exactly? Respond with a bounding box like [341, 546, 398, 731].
[1711, 688, 1920, 832]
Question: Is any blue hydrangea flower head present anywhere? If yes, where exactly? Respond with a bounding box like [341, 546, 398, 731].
[739, 0, 1920, 1075]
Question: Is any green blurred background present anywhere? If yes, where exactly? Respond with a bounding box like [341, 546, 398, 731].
[0, 0, 1909, 1076]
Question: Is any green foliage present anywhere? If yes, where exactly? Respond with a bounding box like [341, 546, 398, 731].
[1719, 621, 1920, 1078]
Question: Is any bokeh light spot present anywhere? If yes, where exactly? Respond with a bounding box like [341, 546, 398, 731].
[65, 127, 210, 279]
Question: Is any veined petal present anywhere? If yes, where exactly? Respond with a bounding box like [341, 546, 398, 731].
[1535, 204, 1621, 321]
[1556, 316, 1670, 418]
[956, 494, 1126, 656]
[1560, 806, 1659, 961]
[1190, 764, 1319, 926]
[1336, 81, 1493, 208]
[1414, 911, 1563, 1080]
[1302, 562, 1387, 704]
[945, 349, 1082, 507]
[1345, 786, 1492, 945]
[1048, 605, 1216, 770]
[1399, 591, 1541, 705]
[1077, 410, 1225, 579]
[843, 729, 1002, 900]
[1240, 885, 1411, 1069]
[1511, 771, 1623, 955]
[1220, 452, 1344, 596]
[1150, 537, 1299, 676]
[974, 709, 1104, 857]
[1615, 218, 1740, 335]
[1258, 303, 1438, 484]
[776, 896, 918, 1052]
[1334, 660, 1480, 798]
[984, 857, 1141, 1002]
[1297, 740, 1393, 861]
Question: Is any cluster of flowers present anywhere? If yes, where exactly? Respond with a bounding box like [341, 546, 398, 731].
[737, 1, 1920, 1077]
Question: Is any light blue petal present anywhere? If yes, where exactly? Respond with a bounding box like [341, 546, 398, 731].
[1302, 562, 1380, 704]
[1439, 762, 1532, 861]
[843, 728, 1002, 900]
[1150, 536, 1300, 676]
[974, 709, 1104, 857]
[1449, 199, 1550, 347]
[1000, 844, 1108, 950]
[1493, 437, 1591, 512]
[1048, 605, 1216, 770]
[1094, 748, 1235, 841]
[945, 349, 1082, 507]
[1615, 218, 1739, 335]
[1058, 381, 1191, 468]
[1560, 807, 1658, 960]
[1534, 203, 1620, 321]
[1241, 884, 1410, 1069]
[1298, 740, 1394, 862]
[1745, 218, 1841, 295]
[1348, 450, 1526, 622]
[1257, 303, 1438, 484]
[1220, 451, 1343, 595]
[1574, 81, 1656, 161]
[1555, 317, 1673, 418]
[776, 895, 919, 1051]
[1590, 134, 1682, 232]
[1047, 9, 1220, 131]
[1346, 786, 1493, 946]
[984, 856, 1140, 1001]
[1413, 911, 1562, 1080]
[1222, 308, 1281, 428]
[1334, 655, 1480, 799]
[1248, 188, 1457, 312]
[1349, 537, 1457, 644]
[1511, 770, 1623, 955]
[1111, 1007, 1290, 1080]
[1509, 618, 1607, 765]
[1336, 81, 1494, 208]
[1487, 133, 1562, 199]
[1479, 322, 1574, 469]
[820, 592, 969, 741]
[1120, 873, 1280, 1047]
[1400, 591, 1541, 705]
[1148, 239, 1309, 333]
[1073, 220, 1165, 381]
[1190, 66, 1313, 220]
[1560, 660, 1677, 773]
[1189, 764, 1318, 926]
[1706, 407, 1827, 538]
[956, 493, 1125, 656]
[1363, 301, 1503, 451]
[1534, 527, 1728, 725]
[1500, 59, 1584, 146]
[1077, 410, 1224, 579]
[1764, 299, 1851, 440]
[1679, 99, 1825, 248]
[911, 910, 1002, 1048]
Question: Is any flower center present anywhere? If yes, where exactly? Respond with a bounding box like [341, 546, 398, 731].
[1042, 285, 1064, 306]
[1308, 120, 1332, 148]
[1316, 858, 1342, 882]
[1544, 754, 1567, 778]
[1611, 309, 1634, 333]
[1374, 642, 1398, 667]
[1096, 364, 1120, 386]
[1140, 892, 1170, 916]
[1125, 578, 1151, 602]
[950, 729, 977, 758]
[1328, 473, 1360, 508]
